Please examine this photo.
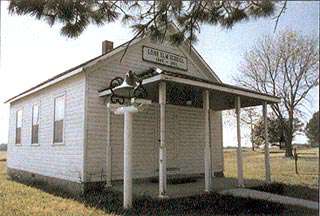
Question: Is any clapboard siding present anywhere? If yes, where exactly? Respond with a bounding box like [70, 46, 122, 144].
[211, 111, 224, 173]
[107, 104, 223, 180]
[175, 105, 205, 174]
[7, 73, 85, 182]
[7, 35, 224, 187]
[85, 38, 223, 181]
[110, 105, 158, 180]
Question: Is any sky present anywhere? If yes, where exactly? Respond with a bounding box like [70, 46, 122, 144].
[0, 1, 319, 146]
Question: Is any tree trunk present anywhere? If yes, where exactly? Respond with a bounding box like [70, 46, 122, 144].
[285, 138, 293, 157]
[279, 142, 284, 149]
[285, 113, 294, 158]
[250, 124, 255, 151]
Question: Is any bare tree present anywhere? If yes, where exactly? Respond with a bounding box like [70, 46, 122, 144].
[252, 114, 304, 149]
[235, 31, 319, 157]
[241, 107, 260, 151]
[223, 107, 260, 151]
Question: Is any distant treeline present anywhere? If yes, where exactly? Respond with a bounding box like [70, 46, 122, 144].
[0, 144, 7, 151]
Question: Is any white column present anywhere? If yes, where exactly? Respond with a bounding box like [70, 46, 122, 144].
[106, 103, 112, 187]
[235, 96, 244, 187]
[263, 102, 271, 183]
[159, 82, 167, 198]
[123, 110, 133, 209]
[203, 90, 212, 192]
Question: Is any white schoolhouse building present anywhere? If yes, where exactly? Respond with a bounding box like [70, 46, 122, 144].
[5, 24, 279, 206]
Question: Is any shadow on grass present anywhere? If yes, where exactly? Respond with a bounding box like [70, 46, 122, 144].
[251, 182, 319, 202]
[298, 156, 319, 161]
[269, 151, 286, 154]
[8, 177, 318, 216]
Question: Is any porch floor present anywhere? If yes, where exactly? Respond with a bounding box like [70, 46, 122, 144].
[111, 177, 264, 199]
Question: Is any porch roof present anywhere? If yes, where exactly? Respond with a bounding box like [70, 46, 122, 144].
[98, 69, 280, 111]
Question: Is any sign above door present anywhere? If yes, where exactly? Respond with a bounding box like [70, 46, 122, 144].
[142, 46, 188, 71]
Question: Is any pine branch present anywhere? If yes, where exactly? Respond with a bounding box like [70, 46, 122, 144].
[273, 0, 287, 33]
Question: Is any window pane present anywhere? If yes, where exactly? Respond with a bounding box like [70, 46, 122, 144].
[32, 105, 39, 125]
[54, 96, 64, 143]
[16, 110, 22, 144]
[54, 96, 64, 121]
[32, 125, 39, 144]
[54, 120, 63, 143]
[31, 105, 39, 144]
[17, 110, 22, 128]
[16, 128, 21, 144]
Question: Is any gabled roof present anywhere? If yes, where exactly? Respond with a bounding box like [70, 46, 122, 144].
[4, 40, 130, 103]
[5, 54, 101, 103]
[5, 23, 221, 103]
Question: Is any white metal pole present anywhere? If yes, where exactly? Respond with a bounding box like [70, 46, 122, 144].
[123, 110, 133, 209]
[263, 102, 271, 183]
[159, 82, 167, 197]
[203, 90, 212, 192]
[236, 96, 244, 187]
[106, 103, 112, 187]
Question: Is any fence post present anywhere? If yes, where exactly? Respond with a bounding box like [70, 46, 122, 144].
[294, 148, 298, 174]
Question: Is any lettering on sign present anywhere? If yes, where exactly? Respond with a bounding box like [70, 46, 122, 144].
[142, 46, 188, 70]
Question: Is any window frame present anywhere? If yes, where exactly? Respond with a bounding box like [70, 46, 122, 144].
[15, 109, 23, 145]
[52, 93, 66, 145]
[31, 103, 40, 145]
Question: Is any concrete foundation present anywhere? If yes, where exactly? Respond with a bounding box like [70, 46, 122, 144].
[7, 167, 99, 195]
[7, 167, 224, 196]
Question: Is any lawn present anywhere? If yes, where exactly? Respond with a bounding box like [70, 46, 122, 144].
[0, 151, 110, 216]
[0, 151, 6, 161]
[224, 147, 319, 201]
[0, 149, 318, 215]
[224, 147, 319, 189]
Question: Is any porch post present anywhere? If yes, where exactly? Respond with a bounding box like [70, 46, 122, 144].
[123, 110, 133, 208]
[106, 103, 112, 187]
[263, 102, 271, 183]
[203, 90, 212, 192]
[235, 96, 244, 187]
[159, 82, 167, 197]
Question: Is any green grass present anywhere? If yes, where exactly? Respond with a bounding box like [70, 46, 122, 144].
[224, 147, 319, 189]
[224, 147, 319, 202]
[0, 148, 318, 215]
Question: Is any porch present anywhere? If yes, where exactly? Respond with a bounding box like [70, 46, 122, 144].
[99, 68, 280, 208]
[112, 177, 264, 199]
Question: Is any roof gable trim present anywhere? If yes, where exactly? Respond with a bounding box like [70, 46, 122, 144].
[5, 23, 222, 103]
[5, 67, 83, 103]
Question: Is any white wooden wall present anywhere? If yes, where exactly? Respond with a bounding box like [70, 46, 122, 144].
[107, 104, 223, 180]
[110, 105, 158, 180]
[6, 37, 224, 184]
[7, 73, 86, 182]
[84, 37, 223, 182]
[210, 110, 224, 173]
[6, 35, 223, 185]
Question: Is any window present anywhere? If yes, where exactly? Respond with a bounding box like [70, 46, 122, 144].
[54, 95, 65, 143]
[16, 110, 22, 144]
[167, 83, 203, 108]
[31, 104, 39, 144]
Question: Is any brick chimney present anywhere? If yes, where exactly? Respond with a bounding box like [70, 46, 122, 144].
[102, 40, 114, 54]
